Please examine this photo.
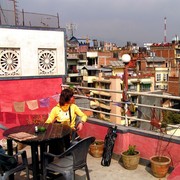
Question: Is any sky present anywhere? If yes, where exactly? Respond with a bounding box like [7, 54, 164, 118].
[1, 0, 180, 46]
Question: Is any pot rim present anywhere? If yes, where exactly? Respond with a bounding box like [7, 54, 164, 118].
[121, 150, 140, 156]
[91, 140, 104, 146]
[150, 155, 171, 164]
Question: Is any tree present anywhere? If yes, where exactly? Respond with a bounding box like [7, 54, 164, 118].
[162, 110, 180, 125]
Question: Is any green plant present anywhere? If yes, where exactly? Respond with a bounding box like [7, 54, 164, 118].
[123, 145, 138, 155]
[92, 140, 104, 146]
[163, 110, 180, 125]
[160, 121, 167, 128]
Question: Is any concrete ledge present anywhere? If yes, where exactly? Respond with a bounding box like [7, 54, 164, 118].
[88, 117, 180, 144]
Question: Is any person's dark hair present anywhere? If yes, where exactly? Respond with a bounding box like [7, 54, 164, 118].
[59, 88, 74, 106]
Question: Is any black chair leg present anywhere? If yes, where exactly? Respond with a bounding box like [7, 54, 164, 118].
[85, 165, 90, 180]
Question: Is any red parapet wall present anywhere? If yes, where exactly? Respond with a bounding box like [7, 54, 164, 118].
[79, 122, 180, 168]
[0, 77, 63, 138]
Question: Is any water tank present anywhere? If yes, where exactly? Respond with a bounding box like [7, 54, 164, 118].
[139, 47, 146, 53]
[93, 39, 98, 48]
[100, 41, 104, 47]
[127, 41, 131, 46]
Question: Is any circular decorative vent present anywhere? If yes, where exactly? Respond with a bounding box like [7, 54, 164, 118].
[0, 50, 19, 73]
[39, 50, 55, 72]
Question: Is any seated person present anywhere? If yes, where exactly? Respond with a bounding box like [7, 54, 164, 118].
[45, 88, 87, 154]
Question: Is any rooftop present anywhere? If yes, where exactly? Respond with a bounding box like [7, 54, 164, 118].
[15, 146, 169, 180]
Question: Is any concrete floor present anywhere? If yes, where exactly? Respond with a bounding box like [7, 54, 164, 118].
[14, 145, 169, 180]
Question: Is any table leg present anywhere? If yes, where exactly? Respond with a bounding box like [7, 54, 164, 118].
[7, 139, 13, 155]
[40, 143, 47, 171]
[31, 144, 40, 180]
[7, 139, 14, 180]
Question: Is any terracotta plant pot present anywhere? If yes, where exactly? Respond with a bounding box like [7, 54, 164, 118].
[17, 142, 25, 150]
[121, 151, 140, 170]
[89, 140, 104, 158]
[150, 155, 171, 178]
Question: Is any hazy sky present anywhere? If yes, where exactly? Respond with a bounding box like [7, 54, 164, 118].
[1, 0, 180, 46]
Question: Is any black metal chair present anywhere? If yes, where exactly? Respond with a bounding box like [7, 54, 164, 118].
[0, 150, 29, 180]
[43, 136, 95, 180]
[0, 124, 18, 156]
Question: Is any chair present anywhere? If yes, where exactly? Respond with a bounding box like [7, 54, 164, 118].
[0, 150, 29, 180]
[0, 124, 18, 156]
[43, 136, 95, 180]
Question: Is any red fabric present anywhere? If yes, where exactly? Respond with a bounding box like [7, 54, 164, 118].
[0, 102, 12, 112]
[0, 112, 3, 122]
[41, 114, 48, 123]
[31, 114, 42, 124]
[5, 112, 17, 124]
[17, 114, 30, 125]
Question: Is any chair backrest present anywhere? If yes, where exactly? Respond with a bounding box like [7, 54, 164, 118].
[0, 151, 29, 180]
[63, 136, 95, 170]
[0, 153, 18, 172]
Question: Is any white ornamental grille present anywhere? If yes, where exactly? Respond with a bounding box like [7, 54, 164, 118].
[38, 49, 56, 75]
[0, 49, 21, 76]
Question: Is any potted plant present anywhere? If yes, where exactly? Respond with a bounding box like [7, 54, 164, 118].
[149, 122, 172, 178]
[121, 145, 140, 170]
[89, 140, 104, 158]
[149, 109, 172, 178]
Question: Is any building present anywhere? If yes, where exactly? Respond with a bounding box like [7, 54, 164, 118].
[150, 41, 180, 95]
[0, 26, 66, 125]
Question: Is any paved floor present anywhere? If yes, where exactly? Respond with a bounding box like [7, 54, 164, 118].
[15, 145, 169, 180]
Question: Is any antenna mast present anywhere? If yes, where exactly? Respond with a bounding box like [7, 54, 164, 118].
[164, 17, 167, 43]
[0, 4, 8, 24]
[9, 0, 19, 25]
[66, 23, 77, 38]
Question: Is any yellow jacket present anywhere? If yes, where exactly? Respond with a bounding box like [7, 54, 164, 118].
[46, 103, 87, 129]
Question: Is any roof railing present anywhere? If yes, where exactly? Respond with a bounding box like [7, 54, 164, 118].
[61, 84, 180, 132]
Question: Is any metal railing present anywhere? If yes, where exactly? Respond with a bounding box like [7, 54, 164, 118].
[61, 84, 180, 134]
[0, 9, 60, 28]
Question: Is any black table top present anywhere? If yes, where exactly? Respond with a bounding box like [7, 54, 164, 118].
[3, 123, 72, 145]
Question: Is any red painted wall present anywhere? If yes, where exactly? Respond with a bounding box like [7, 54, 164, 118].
[79, 122, 180, 167]
[0, 78, 62, 138]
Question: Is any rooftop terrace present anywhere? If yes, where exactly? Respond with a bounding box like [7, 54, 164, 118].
[15, 145, 169, 180]
[0, 85, 179, 179]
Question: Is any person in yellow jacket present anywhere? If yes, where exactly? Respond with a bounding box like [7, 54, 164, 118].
[46, 88, 87, 155]
[46, 88, 87, 130]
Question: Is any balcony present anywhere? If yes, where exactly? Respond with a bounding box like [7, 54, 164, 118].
[62, 84, 180, 179]
[0, 84, 179, 179]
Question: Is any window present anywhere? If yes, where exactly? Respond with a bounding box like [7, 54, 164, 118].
[129, 84, 137, 91]
[0, 48, 21, 76]
[113, 52, 118, 58]
[140, 84, 151, 91]
[156, 74, 161, 81]
[163, 74, 168, 81]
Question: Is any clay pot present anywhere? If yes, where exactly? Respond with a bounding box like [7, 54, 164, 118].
[89, 140, 104, 158]
[121, 151, 140, 170]
[150, 155, 171, 178]
[17, 142, 25, 150]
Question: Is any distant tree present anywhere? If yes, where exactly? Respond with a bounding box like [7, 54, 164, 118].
[162, 110, 180, 124]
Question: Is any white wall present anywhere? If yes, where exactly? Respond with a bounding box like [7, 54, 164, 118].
[0, 27, 66, 77]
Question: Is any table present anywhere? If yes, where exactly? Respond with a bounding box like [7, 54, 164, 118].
[3, 123, 71, 180]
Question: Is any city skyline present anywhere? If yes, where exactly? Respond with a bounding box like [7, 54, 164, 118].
[1, 0, 180, 46]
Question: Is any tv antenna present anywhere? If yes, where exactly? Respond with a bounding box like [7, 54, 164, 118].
[9, 0, 19, 25]
[0, 4, 8, 24]
[66, 23, 77, 38]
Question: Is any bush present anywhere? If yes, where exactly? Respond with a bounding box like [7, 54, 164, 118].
[163, 111, 180, 125]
